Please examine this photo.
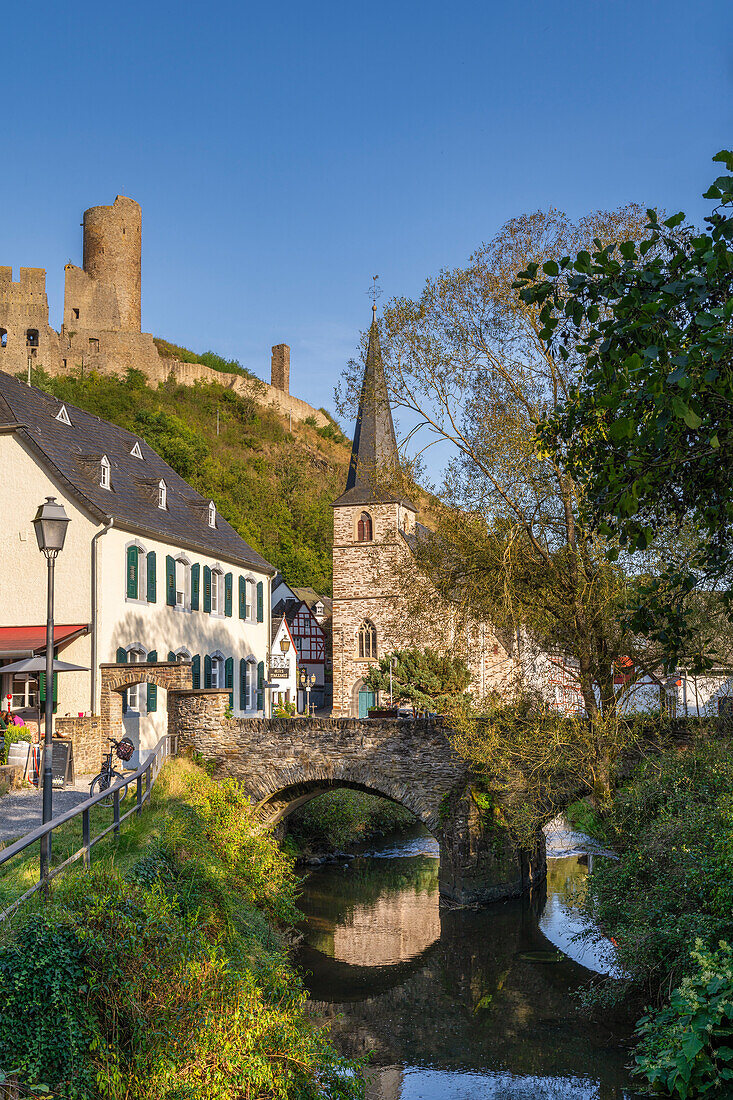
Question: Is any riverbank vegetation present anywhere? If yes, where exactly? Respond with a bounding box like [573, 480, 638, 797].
[287, 790, 416, 853]
[0, 757, 361, 1099]
[576, 730, 733, 1096]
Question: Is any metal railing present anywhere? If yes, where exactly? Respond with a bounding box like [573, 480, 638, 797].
[0, 733, 178, 922]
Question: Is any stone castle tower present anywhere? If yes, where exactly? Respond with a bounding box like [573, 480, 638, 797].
[0, 195, 328, 425]
[331, 309, 419, 717]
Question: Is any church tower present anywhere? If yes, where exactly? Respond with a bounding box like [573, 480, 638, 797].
[331, 309, 417, 717]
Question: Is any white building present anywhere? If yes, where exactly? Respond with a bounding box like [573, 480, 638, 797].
[270, 614, 298, 712]
[0, 371, 275, 761]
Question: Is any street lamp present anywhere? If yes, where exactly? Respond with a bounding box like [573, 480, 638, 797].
[33, 496, 70, 881]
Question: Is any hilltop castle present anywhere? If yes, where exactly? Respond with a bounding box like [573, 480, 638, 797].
[0, 195, 326, 426]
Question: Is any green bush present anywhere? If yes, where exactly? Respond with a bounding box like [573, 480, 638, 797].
[583, 737, 733, 1003]
[633, 939, 733, 1098]
[2, 724, 32, 765]
[289, 789, 416, 850]
[0, 759, 362, 1099]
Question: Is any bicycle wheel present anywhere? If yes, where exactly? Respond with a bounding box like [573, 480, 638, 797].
[90, 771, 128, 805]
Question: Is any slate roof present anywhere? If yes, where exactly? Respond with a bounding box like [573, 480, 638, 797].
[0, 371, 275, 574]
[291, 586, 332, 616]
[334, 314, 416, 509]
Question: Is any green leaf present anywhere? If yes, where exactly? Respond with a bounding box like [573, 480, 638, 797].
[683, 407, 702, 430]
[542, 260, 559, 276]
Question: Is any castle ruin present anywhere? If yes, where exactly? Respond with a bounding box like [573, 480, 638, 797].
[0, 196, 327, 427]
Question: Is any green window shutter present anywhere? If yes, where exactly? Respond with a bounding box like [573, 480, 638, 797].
[225, 573, 233, 617]
[239, 577, 246, 619]
[256, 581, 264, 623]
[256, 659, 264, 710]
[146, 551, 157, 603]
[203, 566, 211, 613]
[126, 546, 138, 599]
[225, 656, 234, 708]
[204, 654, 212, 689]
[146, 650, 158, 712]
[167, 650, 176, 662]
[39, 672, 58, 713]
[191, 563, 200, 610]
[192, 654, 201, 689]
[116, 647, 128, 664]
[240, 658, 246, 709]
[166, 555, 176, 607]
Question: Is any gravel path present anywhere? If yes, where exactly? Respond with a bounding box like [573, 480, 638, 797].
[0, 777, 95, 843]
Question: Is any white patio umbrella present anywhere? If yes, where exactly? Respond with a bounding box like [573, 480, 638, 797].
[0, 656, 89, 674]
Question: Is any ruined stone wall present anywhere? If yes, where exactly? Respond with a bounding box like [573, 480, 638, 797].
[0, 196, 329, 428]
[0, 267, 61, 377]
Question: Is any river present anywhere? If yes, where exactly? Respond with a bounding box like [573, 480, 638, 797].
[295, 822, 643, 1099]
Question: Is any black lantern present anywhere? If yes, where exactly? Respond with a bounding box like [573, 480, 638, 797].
[33, 496, 70, 557]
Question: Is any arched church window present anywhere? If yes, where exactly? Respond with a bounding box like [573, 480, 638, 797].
[358, 619, 377, 659]
[357, 511, 373, 542]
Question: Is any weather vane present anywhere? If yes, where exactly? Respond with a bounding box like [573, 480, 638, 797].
[368, 274, 382, 318]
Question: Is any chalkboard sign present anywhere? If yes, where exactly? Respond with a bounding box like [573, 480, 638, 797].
[51, 740, 74, 789]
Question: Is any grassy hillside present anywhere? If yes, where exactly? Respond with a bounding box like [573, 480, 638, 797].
[26, 365, 351, 595]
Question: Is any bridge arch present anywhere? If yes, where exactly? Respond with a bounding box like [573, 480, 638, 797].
[254, 769, 438, 834]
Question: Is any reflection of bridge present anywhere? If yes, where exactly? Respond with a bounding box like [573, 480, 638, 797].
[98, 662, 545, 906]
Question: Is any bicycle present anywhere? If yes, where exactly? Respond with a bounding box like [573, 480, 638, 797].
[89, 737, 135, 803]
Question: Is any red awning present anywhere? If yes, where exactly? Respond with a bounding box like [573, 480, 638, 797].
[0, 624, 90, 657]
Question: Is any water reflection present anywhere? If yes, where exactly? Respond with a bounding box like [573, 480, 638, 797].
[296, 825, 639, 1099]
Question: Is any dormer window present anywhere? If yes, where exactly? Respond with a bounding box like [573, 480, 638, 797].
[130, 442, 143, 459]
[100, 455, 111, 490]
[55, 405, 71, 426]
[158, 479, 167, 510]
[315, 601, 324, 617]
[208, 501, 216, 528]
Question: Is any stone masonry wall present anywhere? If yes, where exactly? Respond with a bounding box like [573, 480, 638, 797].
[169, 706, 546, 905]
[55, 715, 103, 775]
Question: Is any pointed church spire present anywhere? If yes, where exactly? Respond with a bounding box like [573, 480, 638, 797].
[334, 312, 414, 507]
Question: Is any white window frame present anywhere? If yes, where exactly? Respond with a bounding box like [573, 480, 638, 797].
[208, 501, 216, 528]
[100, 454, 111, 490]
[246, 577, 256, 621]
[174, 647, 191, 663]
[211, 650, 225, 690]
[175, 555, 191, 611]
[245, 656, 257, 710]
[125, 645, 147, 713]
[158, 479, 167, 510]
[210, 568, 223, 616]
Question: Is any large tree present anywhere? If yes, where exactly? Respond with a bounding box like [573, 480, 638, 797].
[517, 153, 733, 664]
[350, 208, 660, 712]
[339, 206, 679, 802]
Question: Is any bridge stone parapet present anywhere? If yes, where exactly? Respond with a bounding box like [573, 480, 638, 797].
[172, 710, 546, 907]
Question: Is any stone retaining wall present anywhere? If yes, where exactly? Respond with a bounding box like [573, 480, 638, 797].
[55, 715, 103, 775]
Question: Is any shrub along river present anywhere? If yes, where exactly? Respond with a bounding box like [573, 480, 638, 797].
[295, 822, 644, 1099]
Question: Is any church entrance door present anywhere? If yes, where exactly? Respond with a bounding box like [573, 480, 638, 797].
[358, 688, 376, 718]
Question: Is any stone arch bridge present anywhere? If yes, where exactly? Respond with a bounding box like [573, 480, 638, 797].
[99, 662, 545, 906]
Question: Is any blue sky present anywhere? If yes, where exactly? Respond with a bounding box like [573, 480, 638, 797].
[2, 0, 732, 432]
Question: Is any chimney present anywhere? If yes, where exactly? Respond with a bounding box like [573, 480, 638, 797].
[271, 344, 290, 394]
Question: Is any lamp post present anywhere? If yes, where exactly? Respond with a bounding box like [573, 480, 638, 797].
[32, 496, 70, 882]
